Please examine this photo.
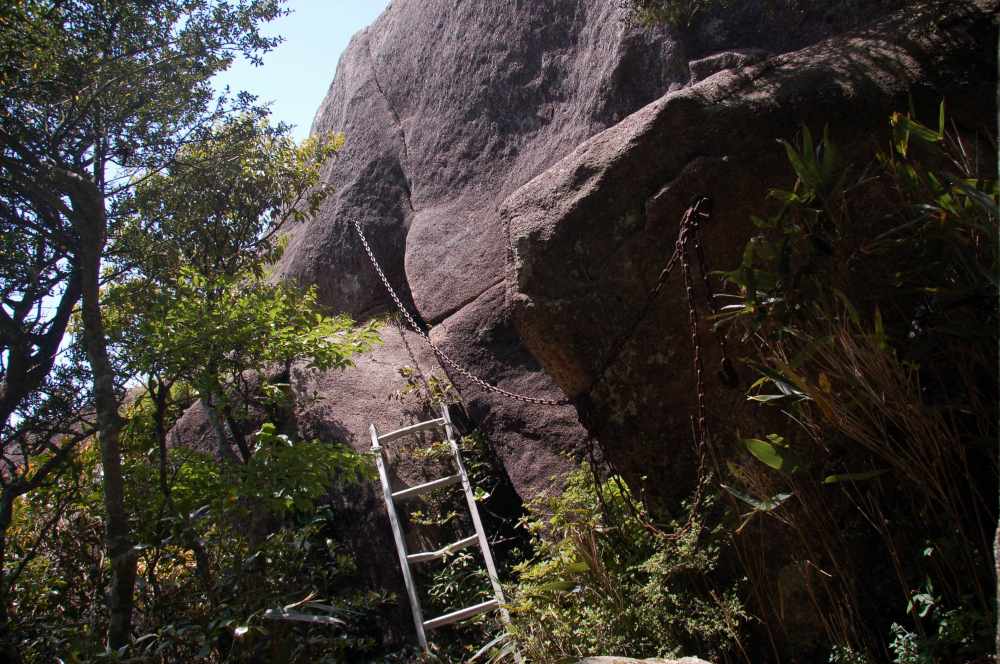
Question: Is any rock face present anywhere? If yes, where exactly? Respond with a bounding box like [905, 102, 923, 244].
[504, 0, 999, 498]
[276, 0, 996, 504]
[277, 0, 698, 496]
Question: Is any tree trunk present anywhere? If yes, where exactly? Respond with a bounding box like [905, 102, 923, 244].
[0, 270, 81, 428]
[222, 406, 252, 463]
[203, 392, 240, 463]
[69, 171, 136, 651]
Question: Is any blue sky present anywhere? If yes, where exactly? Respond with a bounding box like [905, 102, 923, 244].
[216, 1, 392, 142]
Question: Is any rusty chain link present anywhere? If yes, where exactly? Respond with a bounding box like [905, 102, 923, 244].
[690, 201, 737, 387]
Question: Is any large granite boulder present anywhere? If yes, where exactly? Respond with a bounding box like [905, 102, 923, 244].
[273, 0, 958, 499]
[275, 0, 696, 496]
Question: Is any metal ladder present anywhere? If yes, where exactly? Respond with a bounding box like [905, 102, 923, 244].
[369, 403, 513, 652]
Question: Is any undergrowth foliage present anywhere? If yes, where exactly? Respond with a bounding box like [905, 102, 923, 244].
[718, 105, 997, 661]
[507, 466, 746, 662]
[10, 413, 386, 663]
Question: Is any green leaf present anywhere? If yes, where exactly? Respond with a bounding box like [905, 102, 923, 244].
[779, 139, 809, 189]
[819, 125, 840, 191]
[530, 580, 576, 594]
[904, 116, 943, 144]
[822, 469, 888, 484]
[832, 288, 862, 325]
[747, 394, 792, 403]
[722, 484, 793, 512]
[742, 438, 787, 470]
[873, 306, 888, 350]
[768, 189, 800, 204]
[747, 375, 808, 404]
[801, 125, 815, 168]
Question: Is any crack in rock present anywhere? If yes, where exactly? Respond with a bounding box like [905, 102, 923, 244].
[366, 36, 416, 213]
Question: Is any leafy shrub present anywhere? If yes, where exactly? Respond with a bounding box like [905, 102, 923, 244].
[507, 465, 746, 662]
[9, 416, 385, 663]
[8, 445, 108, 662]
[885, 580, 995, 664]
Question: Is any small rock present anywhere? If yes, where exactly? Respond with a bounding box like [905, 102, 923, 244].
[576, 657, 713, 664]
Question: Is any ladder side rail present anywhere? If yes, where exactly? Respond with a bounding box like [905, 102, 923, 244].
[371, 424, 428, 650]
[440, 405, 509, 611]
[440, 405, 524, 663]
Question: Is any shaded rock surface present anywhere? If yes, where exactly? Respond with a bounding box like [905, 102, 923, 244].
[505, 0, 998, 500]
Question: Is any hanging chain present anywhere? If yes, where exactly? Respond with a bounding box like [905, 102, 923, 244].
[691, 201, 737, 387]
[672, 199, 736, 540]
[587, 198, 723, 541]
[353, 219, 571, 406]
[584, 197, 708, 394]
[680, 209, 709, 451]
[674, 203, 712, 538]
[352, 196, 728, 412]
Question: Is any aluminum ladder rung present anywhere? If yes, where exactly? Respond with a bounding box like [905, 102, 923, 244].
[378, 417, 445, 444]
[423, 599, 500, 631]
[391, 473, 461, 501]
[407, 534, 479, 565]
